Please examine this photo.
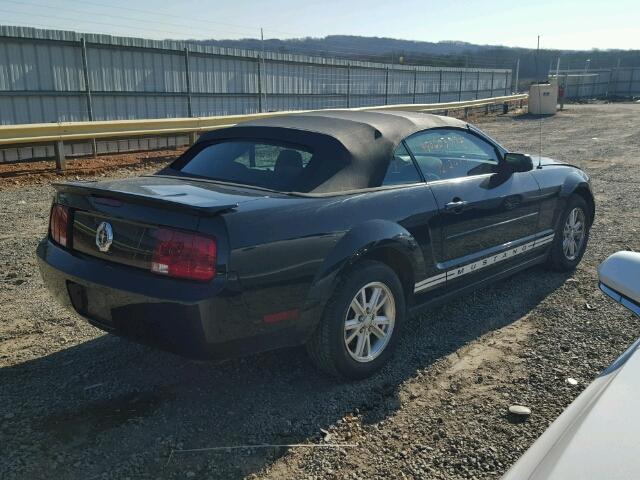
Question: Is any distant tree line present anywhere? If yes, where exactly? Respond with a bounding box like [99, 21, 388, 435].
[193, 35, 640, 83]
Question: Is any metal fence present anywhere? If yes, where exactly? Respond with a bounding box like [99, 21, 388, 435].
[0, 25, 513, 126]
[550, 68, 640, 99]
[0, 25, 516, 162]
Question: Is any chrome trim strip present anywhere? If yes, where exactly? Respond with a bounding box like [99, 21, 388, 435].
[436, 229, 554, 272]
[414, 233, 555, 293]
[414, 272, 446, 288]
[422, 172, 494, 187]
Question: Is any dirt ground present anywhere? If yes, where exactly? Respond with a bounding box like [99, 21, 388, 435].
[1, 104, 639, 480]
[0, 148, 186, 189]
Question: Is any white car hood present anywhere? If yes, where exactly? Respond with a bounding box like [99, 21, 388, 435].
[503, 337, 640, 480]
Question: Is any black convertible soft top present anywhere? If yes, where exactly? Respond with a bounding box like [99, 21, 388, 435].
[196, 110, 468, 194]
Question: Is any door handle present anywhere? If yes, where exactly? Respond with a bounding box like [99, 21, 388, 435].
[445, 199, 468, 213]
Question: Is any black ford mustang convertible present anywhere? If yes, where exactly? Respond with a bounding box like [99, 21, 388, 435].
[38, 110, 594, 379]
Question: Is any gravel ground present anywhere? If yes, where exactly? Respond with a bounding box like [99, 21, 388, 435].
[1, 103, 639, 480]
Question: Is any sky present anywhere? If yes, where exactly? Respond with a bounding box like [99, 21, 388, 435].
[0, 0, 638, 51]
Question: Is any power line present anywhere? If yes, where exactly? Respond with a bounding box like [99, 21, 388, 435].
[0, 10, 247, 39]
[2, 0, 256, 37]
[3, 1, 514, 64]
[1, 1, 513, 70]
[57, 0, 310, 38]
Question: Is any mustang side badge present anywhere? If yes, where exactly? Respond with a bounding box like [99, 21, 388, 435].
[95, 221, 114, 253]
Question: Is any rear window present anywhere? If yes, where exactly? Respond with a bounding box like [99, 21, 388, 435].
[171, 140, 332, 193]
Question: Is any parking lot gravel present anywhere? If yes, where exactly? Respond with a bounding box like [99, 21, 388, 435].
[1, 103, 639, 480]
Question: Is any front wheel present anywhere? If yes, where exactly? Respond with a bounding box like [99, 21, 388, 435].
[546, 194, 591, 271]
[306, 261, 405, 380]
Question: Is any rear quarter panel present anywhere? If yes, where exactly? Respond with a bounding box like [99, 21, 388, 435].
[222, 185, 439, 343]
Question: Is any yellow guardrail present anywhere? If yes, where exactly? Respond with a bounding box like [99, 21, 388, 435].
[0, 94, 527, 168]
[0, 94, 527, 146]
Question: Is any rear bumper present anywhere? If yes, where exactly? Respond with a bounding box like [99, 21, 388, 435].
[37, 239, 304, 360]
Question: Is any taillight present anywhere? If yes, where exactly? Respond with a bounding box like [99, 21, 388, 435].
[49, 204, 70, 247]
[151, 228, 217, 281]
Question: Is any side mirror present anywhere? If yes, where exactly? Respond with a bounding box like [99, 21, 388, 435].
[598, 251, 640, 316]
[503, 153, 533, 173]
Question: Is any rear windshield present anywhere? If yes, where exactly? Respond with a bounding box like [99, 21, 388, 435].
[169, 140, 342, 193]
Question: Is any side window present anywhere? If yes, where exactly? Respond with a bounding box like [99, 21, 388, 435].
[404, 129, 500, 181]
[380, 143, 422, 186]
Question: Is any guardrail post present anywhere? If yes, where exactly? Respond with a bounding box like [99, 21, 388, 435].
[184, 48, 193, 118]
[438, 70, 443, 103]
[458, 71, 463, 101]
[464, 106, 469, 119]
[80, 38, 97, 158]
[54, 141, 65, 171]
[384, 67, 389, 105]
[412, 67, 418, 104]
[346, 63, 351, 108]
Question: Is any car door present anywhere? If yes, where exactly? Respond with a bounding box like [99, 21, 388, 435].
[404, 127, 543, 292]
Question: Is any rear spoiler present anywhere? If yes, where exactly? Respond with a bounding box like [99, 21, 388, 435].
[53, 182, 238, 216]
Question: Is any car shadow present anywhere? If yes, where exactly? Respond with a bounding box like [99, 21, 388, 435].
[0, 266, 569, 479]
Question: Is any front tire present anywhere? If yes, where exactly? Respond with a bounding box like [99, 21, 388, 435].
[306, 261, 405, 380]
[546, 194, 591, 271]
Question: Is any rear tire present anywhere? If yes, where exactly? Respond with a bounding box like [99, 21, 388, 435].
[306, 260, 405, 380]
[546, 194, 591, 272]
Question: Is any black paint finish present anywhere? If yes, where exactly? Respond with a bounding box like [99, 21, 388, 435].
[37, 119, 595, 360]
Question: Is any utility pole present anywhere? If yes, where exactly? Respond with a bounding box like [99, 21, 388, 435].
[536, 35, 541, 82]
[260, 28, 266, 111]
[554, 57, 561, 98]
[514, 58, 520, 93]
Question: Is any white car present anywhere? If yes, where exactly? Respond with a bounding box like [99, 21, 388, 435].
[503, 251, 640, 480]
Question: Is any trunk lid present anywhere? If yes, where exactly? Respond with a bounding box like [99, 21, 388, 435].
[54, 175, 272, 272]
[55, 175, 269, 216]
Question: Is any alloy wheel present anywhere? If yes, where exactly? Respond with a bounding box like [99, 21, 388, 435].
[343, 281, 396, 363]
[562, 207, 586, 261]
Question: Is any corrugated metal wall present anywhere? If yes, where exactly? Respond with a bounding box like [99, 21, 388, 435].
[550, 68, 640, 99]
[0, 25, 513, 125]
[0, 25, 518, 161]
